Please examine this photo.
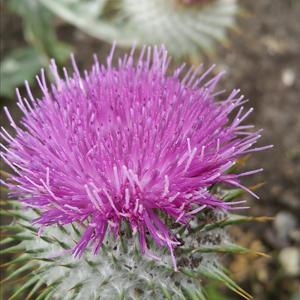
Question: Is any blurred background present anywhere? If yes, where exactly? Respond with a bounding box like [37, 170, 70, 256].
[0, 0, 299, 299]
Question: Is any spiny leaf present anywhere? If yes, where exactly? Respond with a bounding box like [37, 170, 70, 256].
[198, 266, 252, 300]
[0, 237, 14, 245]
[8, 234, 34, 242]
[0, 224, 24, 232]
[25, 279, 45, 300]
[176, 224, 189, 236]
[20, 223, 38, 233]
[227, 155, 251, 173]
[118, 289, 125, 300]
[44, 291, 55, 300]
[215, 268, 252, 300]
[248, 182, 266, 191]
[205, 284, 231, 300]
[57, 262, 77, 269]
[39, 235, 55, 244]
[110, 253, 119, 265]
[57, 224, 69, 235]
[0, 244, 24, 255]
[195, 290, 208, 300]
[35, 276, 65, 300]
[0, 209, 31, 221]
[1, 261, 36, 284]
[26, 247, 48, 255]
[8, 275, 39, 300]
[85, 258, 100, 268]
[181, 243, 269, 257]
[223, 214, 274, 225]
[68, 281, 84, 297]
[221, 188, 244, 201]
[71, 223, 81, 237]
[181, 286, 201, 300]
[119, 225, 128, 253]
[161, 283, 173, 300]
[35, 286, 54, 300]
[199, 214, 273, 232]
[100, 277, 111, 287]
[0, 254, 31, 268]
[33, 257, 56, 263]
[0, 199, 21, 207]
[180, 268, 199, 279]
[52, 236, 70, 249]
[221, 182, 265, 202]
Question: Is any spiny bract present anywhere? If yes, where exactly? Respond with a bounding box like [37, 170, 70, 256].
[7, 208, 249, 300]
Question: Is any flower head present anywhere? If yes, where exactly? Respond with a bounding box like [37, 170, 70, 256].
[1, 45, 270, 269]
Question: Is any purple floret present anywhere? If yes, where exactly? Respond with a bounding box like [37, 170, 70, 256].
[0, 45, 271, 269]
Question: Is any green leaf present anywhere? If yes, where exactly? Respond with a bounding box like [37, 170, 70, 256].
[198, 266, 252, 300]
[0, 208, 31, 221]
[11, 234, 34, 242]
[26, 247, 48, 255]
[52, 236, 70, 249]
[180, 268, 199, 279]
[8, 0, 71, 64]
[199, 214, 273, 232]
[181, 287, 201, 300]
[118, 289, 125, 300]
[0, 47, 42, 97]
[21, 223, 38, 233]
[0, 237, 14, 246]
[8, 275, 39, 300]
[35, 286, 54, 300]
[195, 290, 208, 300]
[71, 223, 81, 237]
[181, 243, 269, 258]
[161, 283, 173, 300]
[57, 263, 77, 269]
[0, 244, 24, 255]
[34, 275, 64, 300]
[1, 262, 35, 283]
[39, 235, 55, 244]
[221, 189, 244, 201]
[205, 284, 231, 300]
[0, 254, 31, 267]
[2, 0, 71, 96]
[25, 278, 45, 300]
[0, 199, 21, 207]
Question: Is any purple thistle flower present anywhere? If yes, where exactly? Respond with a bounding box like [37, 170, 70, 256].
[1, 45, 271, 269]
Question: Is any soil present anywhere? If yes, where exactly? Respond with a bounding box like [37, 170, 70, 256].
[1, 0, 300, 299]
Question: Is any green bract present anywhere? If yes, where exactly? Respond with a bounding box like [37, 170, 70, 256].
[1, 192, 271, 300]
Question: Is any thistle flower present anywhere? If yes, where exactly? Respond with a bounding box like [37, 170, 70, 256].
[1, 45, 270, 273]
